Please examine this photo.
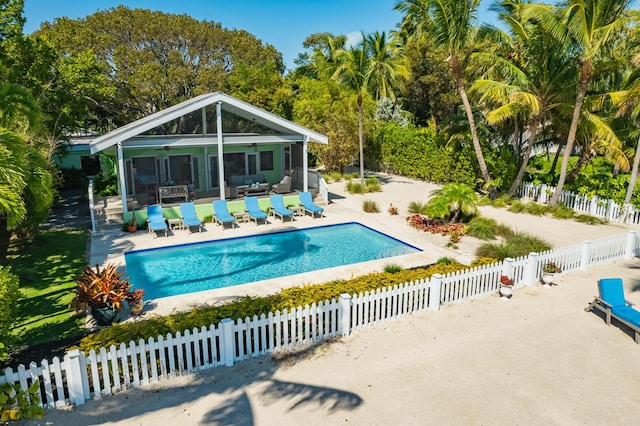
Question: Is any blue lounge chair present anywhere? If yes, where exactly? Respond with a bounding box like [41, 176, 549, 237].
[299, 191, 324, 218]
[586, 278, 640, 343]
[147, 204, 168, 237]
[269, 194, 294, 222]
[179, 202, 203, 233]
[212, 200, 237, 229]
[244, 196, 268, 225]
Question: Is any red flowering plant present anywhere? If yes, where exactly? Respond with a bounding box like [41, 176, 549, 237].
[500, 275, 514, 287]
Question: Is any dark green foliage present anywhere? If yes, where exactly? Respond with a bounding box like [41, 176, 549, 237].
[0, 380, 45, 421]
[475, 243, 514, 261]
[364, 176, 382, 192]
[372, 123, 476, 185]
[0, 266, 20, 360]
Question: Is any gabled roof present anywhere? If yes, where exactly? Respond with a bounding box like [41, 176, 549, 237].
[89, 92, 328, 154]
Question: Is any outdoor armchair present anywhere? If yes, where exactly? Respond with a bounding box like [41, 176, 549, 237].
[585, 278, 640, 343]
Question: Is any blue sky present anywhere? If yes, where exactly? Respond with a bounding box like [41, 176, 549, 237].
[23, 0, 497, 71]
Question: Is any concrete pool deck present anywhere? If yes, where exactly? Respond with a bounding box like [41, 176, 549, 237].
[90, 173, 635, 317]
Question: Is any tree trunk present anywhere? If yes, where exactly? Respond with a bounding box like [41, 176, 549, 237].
[507, 118, 539, 197]
[624, 136, 640, 205]
[566, 148, 590, 183]
[550, 139, 563, 175]
[358, 92, 365, 186]
[550, 60, 592, 205]
[450, 56, 491, 185]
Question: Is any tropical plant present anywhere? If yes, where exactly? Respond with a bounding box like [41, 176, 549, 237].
[0, 380, 44, 421]
[362, 199, 380, 213]
[364, 176, 382, 192]
[519, 0, 634, 205]
[71, 263, 133, 311]
[332, 31, 409, 185]
[0, 265, 20, 360]
[383, 263, 403, 273]
[542, 261, 562, 274]
[388, 203, 399, 215]
[346, 181, 365, 194]
[396, 0, 492, 185]
[426, 183, 478, 222]
[466, 216, 498, 240]
[408, 200, 429, 215]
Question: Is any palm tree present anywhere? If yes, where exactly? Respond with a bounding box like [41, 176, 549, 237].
[519, 0, 634, 205]
[426, 183, 478, 222]
[396, 0, 492, 185]
[332, 31, 408, 185]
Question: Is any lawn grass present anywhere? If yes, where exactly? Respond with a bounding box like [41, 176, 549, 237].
[7, 230, 88, 349]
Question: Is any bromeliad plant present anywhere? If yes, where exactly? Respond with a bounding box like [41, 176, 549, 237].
[71, 264, 133, 312]
[542, 261, 562, 274]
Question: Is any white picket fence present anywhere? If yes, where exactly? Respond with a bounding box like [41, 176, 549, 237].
[518, 182, 640, 225]
[2, 231, 639, 409]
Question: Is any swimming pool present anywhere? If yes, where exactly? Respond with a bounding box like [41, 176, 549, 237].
[125, 222, 421, 299]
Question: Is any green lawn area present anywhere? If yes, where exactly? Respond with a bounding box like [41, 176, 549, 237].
[7, 230, 87, 349]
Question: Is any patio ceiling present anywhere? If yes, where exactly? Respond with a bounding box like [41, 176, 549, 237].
[89, 92, 328, 154]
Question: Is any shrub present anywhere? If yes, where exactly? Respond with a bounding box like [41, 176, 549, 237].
[575, 214, 607, 225]
[426, 183, 478, 222]
[507, 200, 526, 213]
[387, 204, 399, 215]
[325, 171, 343, 183]
[467, 217, 498, 240]
[1, 380, 44, 421]
[408, 200, 428, 215]
[495, 223, 515, 238]
[551, 204, 575, 219]
[0, 266, 20, 360]
[475, 242, 514, 260]
[363, 200, 380, 213]
[364, 176, 382, 192]
[476, 232, 551, 260]
[523, 202, 551, 216]
[383, 263, 403, 273]
[346, 181, 364, 194]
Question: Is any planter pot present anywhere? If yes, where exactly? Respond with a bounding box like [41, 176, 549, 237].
[541, 273, 555, 285]
[91, 306, 120, 326]
[127, 224, 138, 233]
[499, 285, 513, 299]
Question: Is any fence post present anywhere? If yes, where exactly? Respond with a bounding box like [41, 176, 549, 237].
[625, 231, 637, 259]
[523, 252, 539, 286]
[539, 184, 547, 203]
[66, 349, 87, 406]
[428, 274, 442, 312]
[220, 318, 235, 367]
[501, 257, 514, 278]
[338, 294, 352, 337]
[590, 196, 598, 216]
[580, 240, 592, 270]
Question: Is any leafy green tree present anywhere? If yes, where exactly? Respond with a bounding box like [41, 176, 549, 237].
[426, 183, 478, 222]
[396, 0, 492, 185]
[520, 0, 634, 205]
[332, 31, 408, 185]
[36, 6, 285, 128]
[0, 265, 20, 359]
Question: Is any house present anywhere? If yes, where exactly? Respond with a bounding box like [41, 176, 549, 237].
[79, 92, 328, 213]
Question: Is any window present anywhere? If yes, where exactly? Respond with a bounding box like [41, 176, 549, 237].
[260, 151, 274, 171]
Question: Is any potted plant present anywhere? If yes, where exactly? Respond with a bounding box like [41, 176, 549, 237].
[541, 261, 562, 285]
[127, 209, 138, 232]
[70, 264, 132, 326]
[499, 275, 514, 299]
[126, 288, 145, 316]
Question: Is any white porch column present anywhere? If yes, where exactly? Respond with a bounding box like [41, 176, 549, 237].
[303, 136, 309, 192]
[216, 101, 226, 200]
[202, 107, 209, 191]
[117, 142, 128, 213]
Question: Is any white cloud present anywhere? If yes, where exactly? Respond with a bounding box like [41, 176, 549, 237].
[345, 31, 363, 49]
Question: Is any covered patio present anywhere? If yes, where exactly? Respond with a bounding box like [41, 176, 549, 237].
[88, 92, 328, 217]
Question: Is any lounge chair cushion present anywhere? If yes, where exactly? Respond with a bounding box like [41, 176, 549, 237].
[245, 196, 268, 221]
[213, 200, 236, 224]
[611, 306, 640, 327]
[598, 278, 626, 307]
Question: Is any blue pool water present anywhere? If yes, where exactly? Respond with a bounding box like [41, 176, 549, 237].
[125, 222, 421, 299]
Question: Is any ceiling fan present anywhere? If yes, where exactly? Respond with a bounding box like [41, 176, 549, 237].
[154, 146, 172, 151]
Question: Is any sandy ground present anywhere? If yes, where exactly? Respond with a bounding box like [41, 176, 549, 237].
[28, 174, 640, 425]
